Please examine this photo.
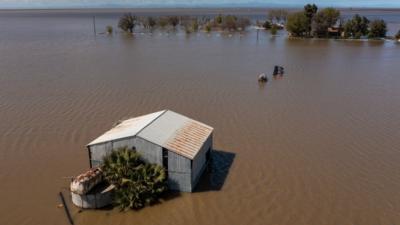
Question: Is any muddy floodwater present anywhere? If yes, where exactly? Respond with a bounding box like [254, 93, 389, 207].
[1, 9, 400, 225]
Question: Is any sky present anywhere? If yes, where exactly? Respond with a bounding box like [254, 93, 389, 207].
[0, 0, 399, 9]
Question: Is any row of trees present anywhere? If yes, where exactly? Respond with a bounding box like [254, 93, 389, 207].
[116, 13, 251, 34]
[114, 10, 396, 40]
[343, 15, 387, 39]
[286, 4, 388, 39]
[210, 14, 251, 31]
[286, 4, 341, 38]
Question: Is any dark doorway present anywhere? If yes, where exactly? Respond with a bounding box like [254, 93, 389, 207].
[206, 148, 211, 161]
[162, 148, 168, 172]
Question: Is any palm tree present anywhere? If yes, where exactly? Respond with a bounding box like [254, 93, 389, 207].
[102, 147, 167, 210]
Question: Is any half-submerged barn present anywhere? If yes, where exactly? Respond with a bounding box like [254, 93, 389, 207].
[87, 110, 213, 192]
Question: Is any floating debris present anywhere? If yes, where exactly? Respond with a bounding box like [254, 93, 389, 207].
[273, 65, 284, 77]
[258, 73, 268, 82]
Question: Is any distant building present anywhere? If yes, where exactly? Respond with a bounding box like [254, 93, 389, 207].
[87, 110, 213, 192]
[328, 26, 341, 37]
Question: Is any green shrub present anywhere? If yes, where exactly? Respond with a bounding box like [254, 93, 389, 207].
[102, 147, 167, 210]
[106, 25, 113, 34]
[192, 19, 199, 31]
[263, 20, 271, 29]
[270, 24, 278, 35]
[158, 17, 168, 28]
[312, 7, 340, 38]
[286, 12, 309, 37]
[368, 19, 387, 38]
[216, 14, 223, 24]
[222, 15, 237, 31]
[343, 14, 370, 39]
[205, 23, 212, 32]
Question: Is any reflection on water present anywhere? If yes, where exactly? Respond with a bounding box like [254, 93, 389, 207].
[1, 10, 400, 225]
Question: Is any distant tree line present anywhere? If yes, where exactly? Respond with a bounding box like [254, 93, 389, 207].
[285, 4, 388, 39]
[107, 10, 396, 41]
[112, 13, 251, 35]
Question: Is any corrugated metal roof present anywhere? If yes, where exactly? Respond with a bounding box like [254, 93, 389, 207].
[137, 110, 213, 159]
[164, 120, 213, 159]
[88, 110, 213, 159]
[88, 110, 166, 145]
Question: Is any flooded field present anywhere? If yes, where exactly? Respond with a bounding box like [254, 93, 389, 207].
[1, 9, 400, 225]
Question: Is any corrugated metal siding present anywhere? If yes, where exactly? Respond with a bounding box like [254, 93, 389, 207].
[89, 142, 112, 168]
[133, 137, 163, 166]
[192, 134, 213, 186]
[111, 138, 135, 150]
[90, 143, 112, 161]
[168, 151, 191, 173]
[168, 151, 192, 192]
[168, 172, 192, 192]
[89, 137, 163, 167]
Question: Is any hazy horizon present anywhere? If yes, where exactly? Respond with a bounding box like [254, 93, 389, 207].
[0, 0, 399, 9]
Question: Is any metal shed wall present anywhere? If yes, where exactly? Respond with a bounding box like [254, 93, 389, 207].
[132, 137, 163, 165]
[191, 134, 213, 187]
[89, 142, 113, 167]
[88, 137, 163, 168]
[167, 151, 192, 192]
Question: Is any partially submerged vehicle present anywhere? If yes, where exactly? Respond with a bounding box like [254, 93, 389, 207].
[258, 73, 268, 82]
[273, 65, 284, 77]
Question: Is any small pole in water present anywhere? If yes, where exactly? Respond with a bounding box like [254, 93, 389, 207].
[257, 29, 259, 41]
[93, 16, 97, 36]
[59, 192, 74, 225]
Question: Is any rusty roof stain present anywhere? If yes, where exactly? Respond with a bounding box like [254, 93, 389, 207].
[165, 121, 213, 159]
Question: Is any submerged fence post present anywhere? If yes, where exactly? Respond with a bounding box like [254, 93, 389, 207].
[93, 16, 97, 36]
[257, 29, 259, 41]
[59, 192, 74, 225]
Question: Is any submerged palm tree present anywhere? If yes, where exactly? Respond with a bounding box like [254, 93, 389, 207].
[102, 147, 167, 210]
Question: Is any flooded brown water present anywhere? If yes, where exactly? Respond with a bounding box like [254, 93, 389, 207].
[1, 9, 400, 225]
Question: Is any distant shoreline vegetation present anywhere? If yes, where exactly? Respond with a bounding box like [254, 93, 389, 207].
[103, 4, 399, 42]
[114, 13, 251, 34]
[285, 4, 389, 40]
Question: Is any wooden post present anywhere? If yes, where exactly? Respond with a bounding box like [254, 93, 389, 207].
[257, 29, 259, 41]
[59, 192, 74, 225]
[93, 16, 96, 35]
